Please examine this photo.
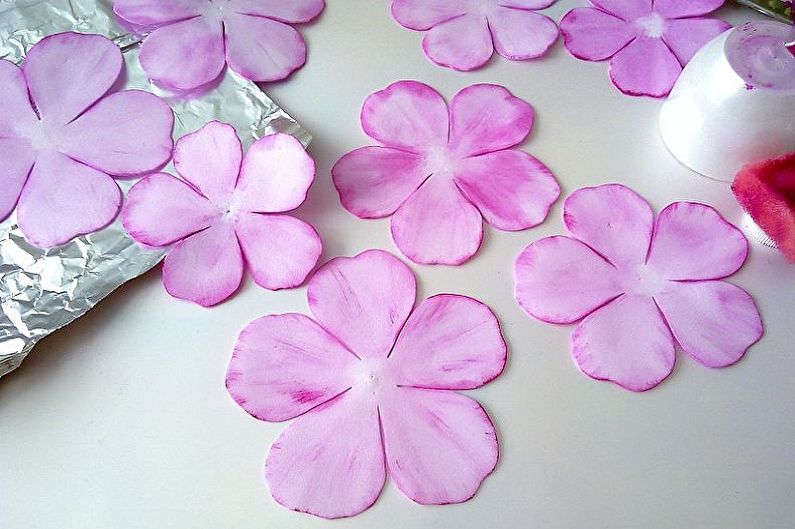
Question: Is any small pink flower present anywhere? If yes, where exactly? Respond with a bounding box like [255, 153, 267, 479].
[226, 249, 506, 519]
[0, 32, 174, 248]
[560, 0, 730, 97]
[332, 81, 560, 265]
[391, 0, 559, 71]
[113, 0, 325, 90]
[514, 184, 763, 392]
[122, 121, 321, 307]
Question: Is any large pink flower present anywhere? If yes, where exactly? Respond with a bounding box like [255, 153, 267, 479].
[514, 184, 763, 392]
[560, 0, 730, 97]
[391, 0, 559, 71]
[113, 0, 325, 90]
[226, 250, 506, 519]
[122, 121, 321, 307]
[0, 32, 174, 248]
[332, 81, 560, 265]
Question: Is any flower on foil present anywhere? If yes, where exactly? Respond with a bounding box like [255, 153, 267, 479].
[390, 0, 559, 71]
[332, 81, 560, 265]
[514, 184, 763, 391]
[113, 0, 325, 90]
[122, 121, 321, 307]
[226, 249, 506, 519]
[560, 0, 730, 97]
[0, 32, 173, 248]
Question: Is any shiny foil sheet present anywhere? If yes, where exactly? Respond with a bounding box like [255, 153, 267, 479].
[0, 0, 311, 377]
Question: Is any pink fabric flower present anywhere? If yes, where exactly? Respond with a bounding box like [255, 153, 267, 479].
[332, 81, 560, 265]
[113, 0, 324, 91]
[514, 184, 763, 392]
[390, 0, 559, 71]
[560, 0, 730, 97]
[122, 121, 321, 307]
[226, 249, 506, 519]
[0, 32, 174, 248]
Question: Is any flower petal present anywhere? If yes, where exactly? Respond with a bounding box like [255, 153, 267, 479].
[162, 222, 243, 306]
[360, 81, 448, 152]
[653, 0, 725, 19]
[449, 84, 534, 157]
[0, 138, 35, 222]
[0, 60, 37, 137]
[113, 0, 205, 25]
[489, 8, 558, 61]
[662, 17, 730, 65]
[514, 236, 623, 324]
[380, 388, 498, 505]
[122, 173, 219, 247]
[655, 281, 763, 368]
[454, 150, 559, 231]
[307, 250, 416, 359]
[572, 294, 676, 392]
[422, 14, 494, 71]
[563, 184, 654, 268]
[590, 0, 652, 20]
[224, 13, 307, 82]
[226, 313, 357, 423]
[228, 0, 325, 23]
[390, 0, 471, 31]
[234, 213, 321, 290]
[332, 147, 428, 219]
[647, 202, 747, 281]
[391, 295, 506, 390]
[608, 36, 682, 97]
[391, 176, 483, 265]
[265, 392, 386, 519]
[500, 0, 556, 7]
[173, 121, 242, 205]
[560, 7, 638, 61]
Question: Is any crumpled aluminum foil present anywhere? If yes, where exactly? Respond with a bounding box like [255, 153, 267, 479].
[0, 0, 311, 377]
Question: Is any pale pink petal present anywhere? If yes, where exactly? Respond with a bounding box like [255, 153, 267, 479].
[391, 177, 483, 265]
[228, 0, 325, 23]
[391, 295, 506, 390]
[113, 0, 205, 25]
[454, 150, 559, 231]
[489, 8, 559, 61]
[422, 14, 494, 71]
[514, 236, 623, 324]
[655, 281, 763, 368]
[360, 81, 448, 152]
[662, 17, 730, 65]
[654, 0, 725, 19]
[22, 33, 122, 125]
[234, 213, 321, 290]
[332, 147, 427, 219]
[560, 7, 638, 61]
[647, 202, 747, 280]
[307, 250, 416, 359]
[265, 392, 386, 519]
[590, 0, 652, 20]
[226, 313, 357, 422]
[162, 222, 243, 306]
[122, 173, 220, 247]
[0, 60, 37, 137]
[139, 17, 225, 90]
[449, 84, 534, 157]
[224, 13, 307, 83]
[609, 37, 682, 97]
[380, 388, 498, 505]
[234, 133, 315, 213]
[0, 139, 35, 222]
[572, 294, 676, 392]
[563, 184, 654, 268]
[390, 0, 471, 30]
[173, 121, 242, 205]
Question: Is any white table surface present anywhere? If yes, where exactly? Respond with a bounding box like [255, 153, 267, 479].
[2, 2, 793, 528]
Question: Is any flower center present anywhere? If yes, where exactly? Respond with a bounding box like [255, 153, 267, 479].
[464, 0, 501, 16]
[621, 263, 667, 297]
[423, 146, 459, 178]
[18, 118, 64, 153]
[636, 12, 667, 39]
[349, 357, 396, 401]
[204, 0, 231, 22]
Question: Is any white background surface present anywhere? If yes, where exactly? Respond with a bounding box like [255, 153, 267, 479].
[1, 2, 793, 528]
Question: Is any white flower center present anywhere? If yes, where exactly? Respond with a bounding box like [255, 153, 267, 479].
[621, 263, 667, 297]
[636, 12, 667, 39]
[349, 357, 396, 400]
[423, 146, 459, 178]
[18, 118, 63, 153]
[204, 0, 231, 22]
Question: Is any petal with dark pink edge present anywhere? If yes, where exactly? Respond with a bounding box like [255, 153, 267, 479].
[16, 152, 121, 248]
[380, 388, 498, 505]
[654, 0, 726, 19]
[647, 202, 747, 281]
[307, 250, 416, 359]
[655, 281, 763, 368]
[229, 0, 324, 23]
[226, 313, 357, 423]
[139, 17, 225, 91]
[422, 14, 494, 71]
[0, 61, 37, 137]
[113, 0, 205, 26]
[390, 0, 471, 31]
[391, 176, 483, 265]
[224, 13, 307, 83]
[590, 0, 652, 20]
[173, 121, 241, 205]
[122, 173, 219, 247]
[22, 33, 121, 126]
[449, 84, 534, 157]
[560, 8, 638, 61]
[609, 37, 682, 97]
[662, 18, 730, 65]
[265, 392, 386, 519]
[162, 222, 243, 306]
[0, 139, 35, 222]
[455, 150, 559, 231]
[514, 236, 623, 324]
[563, 184, 654, 268]
[489, 8, 558, 61]
[392, 295, 506, 390]
[360, 81, 448, 152]
[332, 147, 427, 219]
